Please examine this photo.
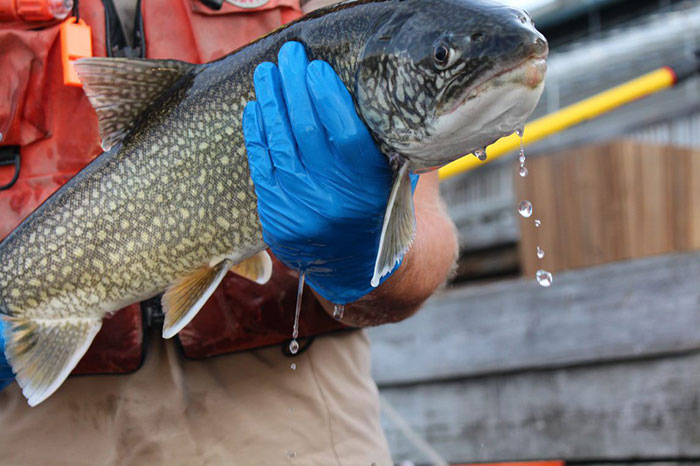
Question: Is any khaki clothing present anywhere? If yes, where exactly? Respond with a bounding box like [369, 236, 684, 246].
[0, 330, 393, 466]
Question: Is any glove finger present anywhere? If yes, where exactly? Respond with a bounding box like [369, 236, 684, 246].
[278, 42, 334, 170]
[306, 60, 387, 171]
[410, 173, 419, 193]
[254, 62, 305, 176]
[242, 101, 275, 186]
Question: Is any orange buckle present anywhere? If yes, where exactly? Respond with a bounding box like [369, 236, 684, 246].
[60, 16, 92, 87]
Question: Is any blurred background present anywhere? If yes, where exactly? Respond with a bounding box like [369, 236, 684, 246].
[369, 0, 700, 464]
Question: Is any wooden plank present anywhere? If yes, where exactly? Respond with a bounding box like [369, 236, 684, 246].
[380, 352, 700, 462]
[516, 141, 700, 276]
[452, 245, 519, 283]
[368, 252, 700, 386]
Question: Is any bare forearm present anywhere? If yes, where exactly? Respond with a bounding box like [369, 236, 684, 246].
[314, 172, 458, 326]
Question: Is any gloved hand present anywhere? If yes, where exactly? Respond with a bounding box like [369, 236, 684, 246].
[0, 320, 14, 391]
[243, 41, 417, 305]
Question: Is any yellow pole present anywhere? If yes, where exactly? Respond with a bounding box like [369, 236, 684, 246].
[438, 66, 678, 180]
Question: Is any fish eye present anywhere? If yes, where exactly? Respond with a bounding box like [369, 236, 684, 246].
[432, 41, 456, 70]
[434, 45, 449, 64]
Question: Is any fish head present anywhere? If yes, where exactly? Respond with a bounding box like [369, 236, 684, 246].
[355, 0, 548, 171]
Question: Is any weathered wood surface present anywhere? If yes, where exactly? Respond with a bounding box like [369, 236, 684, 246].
[381, 351, 700, 462]
[516, 141, 700, 276]
[368, 251, 700, 386]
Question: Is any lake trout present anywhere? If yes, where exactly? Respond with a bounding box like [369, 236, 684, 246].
[0, 0, 547, 406]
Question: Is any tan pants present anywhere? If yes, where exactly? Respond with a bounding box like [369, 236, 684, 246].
[0, 330, 393, 466]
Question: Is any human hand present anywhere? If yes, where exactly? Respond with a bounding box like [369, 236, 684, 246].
[243, 42, 416, 305]
[0, 320, 14, 391]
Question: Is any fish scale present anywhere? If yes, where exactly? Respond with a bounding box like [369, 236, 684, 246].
[0, 0, 547, 406]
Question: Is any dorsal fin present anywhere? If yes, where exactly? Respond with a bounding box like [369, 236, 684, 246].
[74, 57, 195, 151]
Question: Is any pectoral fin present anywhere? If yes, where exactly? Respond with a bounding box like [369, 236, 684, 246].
[229, 250, 272, 285]
[161, 259, 233, 339]
[2, 314, 102, 406]
[371, 163, 416, 287]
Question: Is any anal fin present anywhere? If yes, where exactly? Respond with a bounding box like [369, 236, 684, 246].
[161, 259, 233, 339]
[2, 315, 102, 407]
[371, 163, 416, 287]
[230, 250, 272, 285]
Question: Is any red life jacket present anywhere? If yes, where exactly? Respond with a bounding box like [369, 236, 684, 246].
[0, 0, 348, 375]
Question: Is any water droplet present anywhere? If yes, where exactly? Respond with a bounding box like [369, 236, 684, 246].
[515, 126, 524, 137]
[290, 363, 297, 371]
[289, 339, 299, 354]
[333, 304, 345, 319]
[519, 151, 526, 164]
[287, 450, 296, 458]
[518, 200, 533, 218]
[519, 166, 528, 177]
[535, 219, 541, 227]
[474, 148, 487, 161]
[537, 246, 545, 259]
[536, 269, 553, 287]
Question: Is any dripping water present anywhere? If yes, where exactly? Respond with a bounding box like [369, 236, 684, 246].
[287, 271, 304, 461]
[289, 271, 305, 355]
[536, 270, 553, 287]
[514, 128, 555, 287]
[517, 130, 527, 177]
[333, 304, 345, 319]
[518, 200, 533, 218]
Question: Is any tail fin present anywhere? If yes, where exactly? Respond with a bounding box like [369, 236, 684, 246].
[2, 315, 101, 406]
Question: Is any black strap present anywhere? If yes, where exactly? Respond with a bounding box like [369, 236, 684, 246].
[199, 0, 224, 10]
[0, 146, 20, 191]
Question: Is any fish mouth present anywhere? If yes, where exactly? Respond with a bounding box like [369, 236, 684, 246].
[440, 55, 547, 116]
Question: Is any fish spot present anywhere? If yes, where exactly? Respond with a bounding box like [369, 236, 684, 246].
[216, 217, 230, 229]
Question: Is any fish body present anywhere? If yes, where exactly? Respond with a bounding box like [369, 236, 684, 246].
[0, 0, 547, 405]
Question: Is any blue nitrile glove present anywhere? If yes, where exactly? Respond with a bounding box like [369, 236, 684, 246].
[0, 320, 14, 391]
[243, 41, 417, 305]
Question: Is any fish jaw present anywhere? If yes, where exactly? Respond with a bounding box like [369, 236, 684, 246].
[401, 56, 546, 169]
